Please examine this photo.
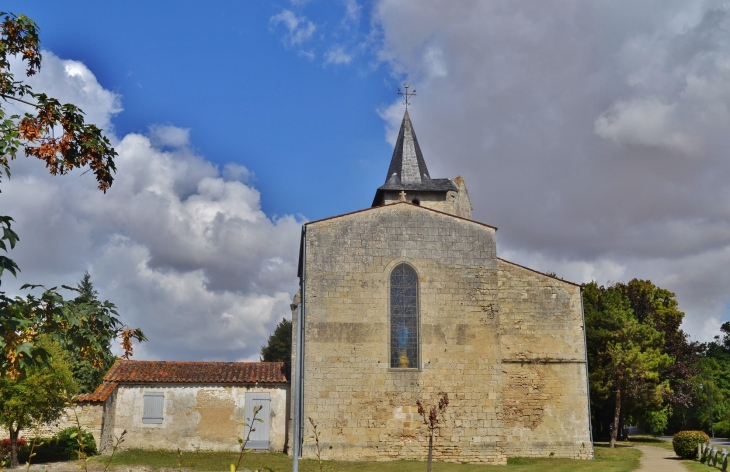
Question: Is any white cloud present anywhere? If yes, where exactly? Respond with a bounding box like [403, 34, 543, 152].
[8, 51, 122, 133]
[594, 97, 695, 153]
[148, 124, 190, 148]
[270, 9, 317, 47]
[369, 1, 730, 341]
[325, 45, 353, 65]
[422, 45, 447, 78]
[1, 52, 302, 361]
[342, 0, 362, 25]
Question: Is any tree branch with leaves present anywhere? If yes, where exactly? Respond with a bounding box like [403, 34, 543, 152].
[0, 11, 145, 380]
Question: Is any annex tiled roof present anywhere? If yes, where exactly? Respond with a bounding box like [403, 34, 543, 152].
[104, 360, 290, 384]
[77, 381, 118, 403]
[75, 361, 290, 403]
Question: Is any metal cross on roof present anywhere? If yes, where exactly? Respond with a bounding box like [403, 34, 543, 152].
[398, 84, 416, 109]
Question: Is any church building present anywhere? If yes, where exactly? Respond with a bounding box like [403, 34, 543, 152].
[290, 110, 593, 464]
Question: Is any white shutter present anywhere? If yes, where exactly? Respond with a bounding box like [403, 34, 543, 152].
[244, 392, 270, 450]
[142, 392, 164, 424]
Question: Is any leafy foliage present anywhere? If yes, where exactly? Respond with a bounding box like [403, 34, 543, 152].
[0, 338, 77, 467]
[55, 426, 98, 460]
[66, 272, 117, 393]
[0, 12, 117, 192]
[670, 322, 730, 435]
[672, 430, 709, 459]
[0, 284, 146, 380]
[0, 215, 19, 282]
[0, 12, 146, 380]
[584, 280, 678, 446]
[260, 318, 292, 362]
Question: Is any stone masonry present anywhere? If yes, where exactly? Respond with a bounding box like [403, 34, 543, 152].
[291, 108, 591, 463]
[295, 203, 592, 463]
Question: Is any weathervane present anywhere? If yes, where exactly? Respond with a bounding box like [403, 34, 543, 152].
[398, 83, 416, 109]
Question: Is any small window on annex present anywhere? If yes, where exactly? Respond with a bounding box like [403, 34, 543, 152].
[390, 262, 419, 369]
[142, 392, 164, 424]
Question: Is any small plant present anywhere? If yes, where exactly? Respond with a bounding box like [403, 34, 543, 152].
[63, 392, 98, 472]
[23, 414, 45, 472]
[672, 430, 710, 459]
[230, 404, 272, 472]
[102, 430, 126, 472]
[177, 448, 183, 472]
[308, 417, 333, 472]
[416, 393, 449, 472]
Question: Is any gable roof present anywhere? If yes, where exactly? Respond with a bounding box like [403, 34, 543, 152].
[105, 360, 289, 383]
[497, 257, 581, 287]
[77, 381, 118, 402]
[298, 202, 497, 277]
[76, 360, 290, 402]
[305, 201, 497, 230]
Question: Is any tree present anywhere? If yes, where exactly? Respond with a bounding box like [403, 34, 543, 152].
[66, 272, 117, 393]
[0, 337, 77, 468]
[416, 393, 449, 472]
[584, 282, 673, 447]
[76, 271, 98, 302]
[260, 318, 292, 362]
[0, 12, 144, 379]
[619, 280, 700, 411]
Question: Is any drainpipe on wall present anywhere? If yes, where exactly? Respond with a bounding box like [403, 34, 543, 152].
[292, 226, 306, 472]
[580, 287, 595, 458]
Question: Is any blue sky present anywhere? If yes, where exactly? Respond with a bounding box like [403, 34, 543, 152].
[3, 1, 730, 360]
[5, 1, 395, 220]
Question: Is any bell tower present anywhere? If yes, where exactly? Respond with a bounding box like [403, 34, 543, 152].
[372, 109, 472, 219]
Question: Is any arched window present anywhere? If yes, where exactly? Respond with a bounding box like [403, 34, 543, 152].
[390, 263, 419, 369]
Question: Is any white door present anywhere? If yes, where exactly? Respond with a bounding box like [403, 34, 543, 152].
[244, 392, 270, 450]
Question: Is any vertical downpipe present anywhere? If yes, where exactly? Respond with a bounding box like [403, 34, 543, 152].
[292, 226, 306, 472]
[580, 287, 595, 458]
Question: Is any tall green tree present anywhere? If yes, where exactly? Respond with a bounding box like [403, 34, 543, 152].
[76, 271, 98, 302]
[65, 272, 117, 393]
[0, 338, 76, 468]
[0, 12, 146, 379]
[260, 318, 292, 362]
[674, 323, 730, 436]
[619, 280, 700, 410]
[584, 282, 673, 447]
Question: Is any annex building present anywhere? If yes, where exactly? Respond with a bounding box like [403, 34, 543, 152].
[290, 110, 593, 464]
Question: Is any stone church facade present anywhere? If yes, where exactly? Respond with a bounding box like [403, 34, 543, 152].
[291, 110, 592, 464]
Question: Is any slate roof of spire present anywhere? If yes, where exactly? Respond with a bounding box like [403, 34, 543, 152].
[373, 110, 457, 206]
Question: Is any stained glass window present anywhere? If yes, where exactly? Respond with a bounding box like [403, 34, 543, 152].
[390, 263, 419, 369]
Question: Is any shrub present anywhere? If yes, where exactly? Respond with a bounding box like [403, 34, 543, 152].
[14, 428, 97, 464]
[714, 420, 730, 438]
[55, 427, 98, 459]
[0, 438, 27, 459]
[673, 430, 710, 459]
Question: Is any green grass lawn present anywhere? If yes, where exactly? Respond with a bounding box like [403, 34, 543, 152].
[682, 461, 707, 472]
[624, 436, 675, 451]
[89, 444, 641, 472]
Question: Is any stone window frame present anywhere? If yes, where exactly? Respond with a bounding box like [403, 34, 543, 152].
[387, 260, 421, 371]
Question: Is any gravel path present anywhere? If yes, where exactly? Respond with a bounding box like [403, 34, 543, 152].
[635, 445, 689, 472]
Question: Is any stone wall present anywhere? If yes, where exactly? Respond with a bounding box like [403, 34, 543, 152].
[497, 259, 593, 459]
[109, 384, 289, 452]
[0, 402, 104, 449]
[300, 203, 506, 464]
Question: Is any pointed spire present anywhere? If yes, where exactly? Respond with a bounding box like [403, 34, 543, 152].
[384, 110, 430, 185]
